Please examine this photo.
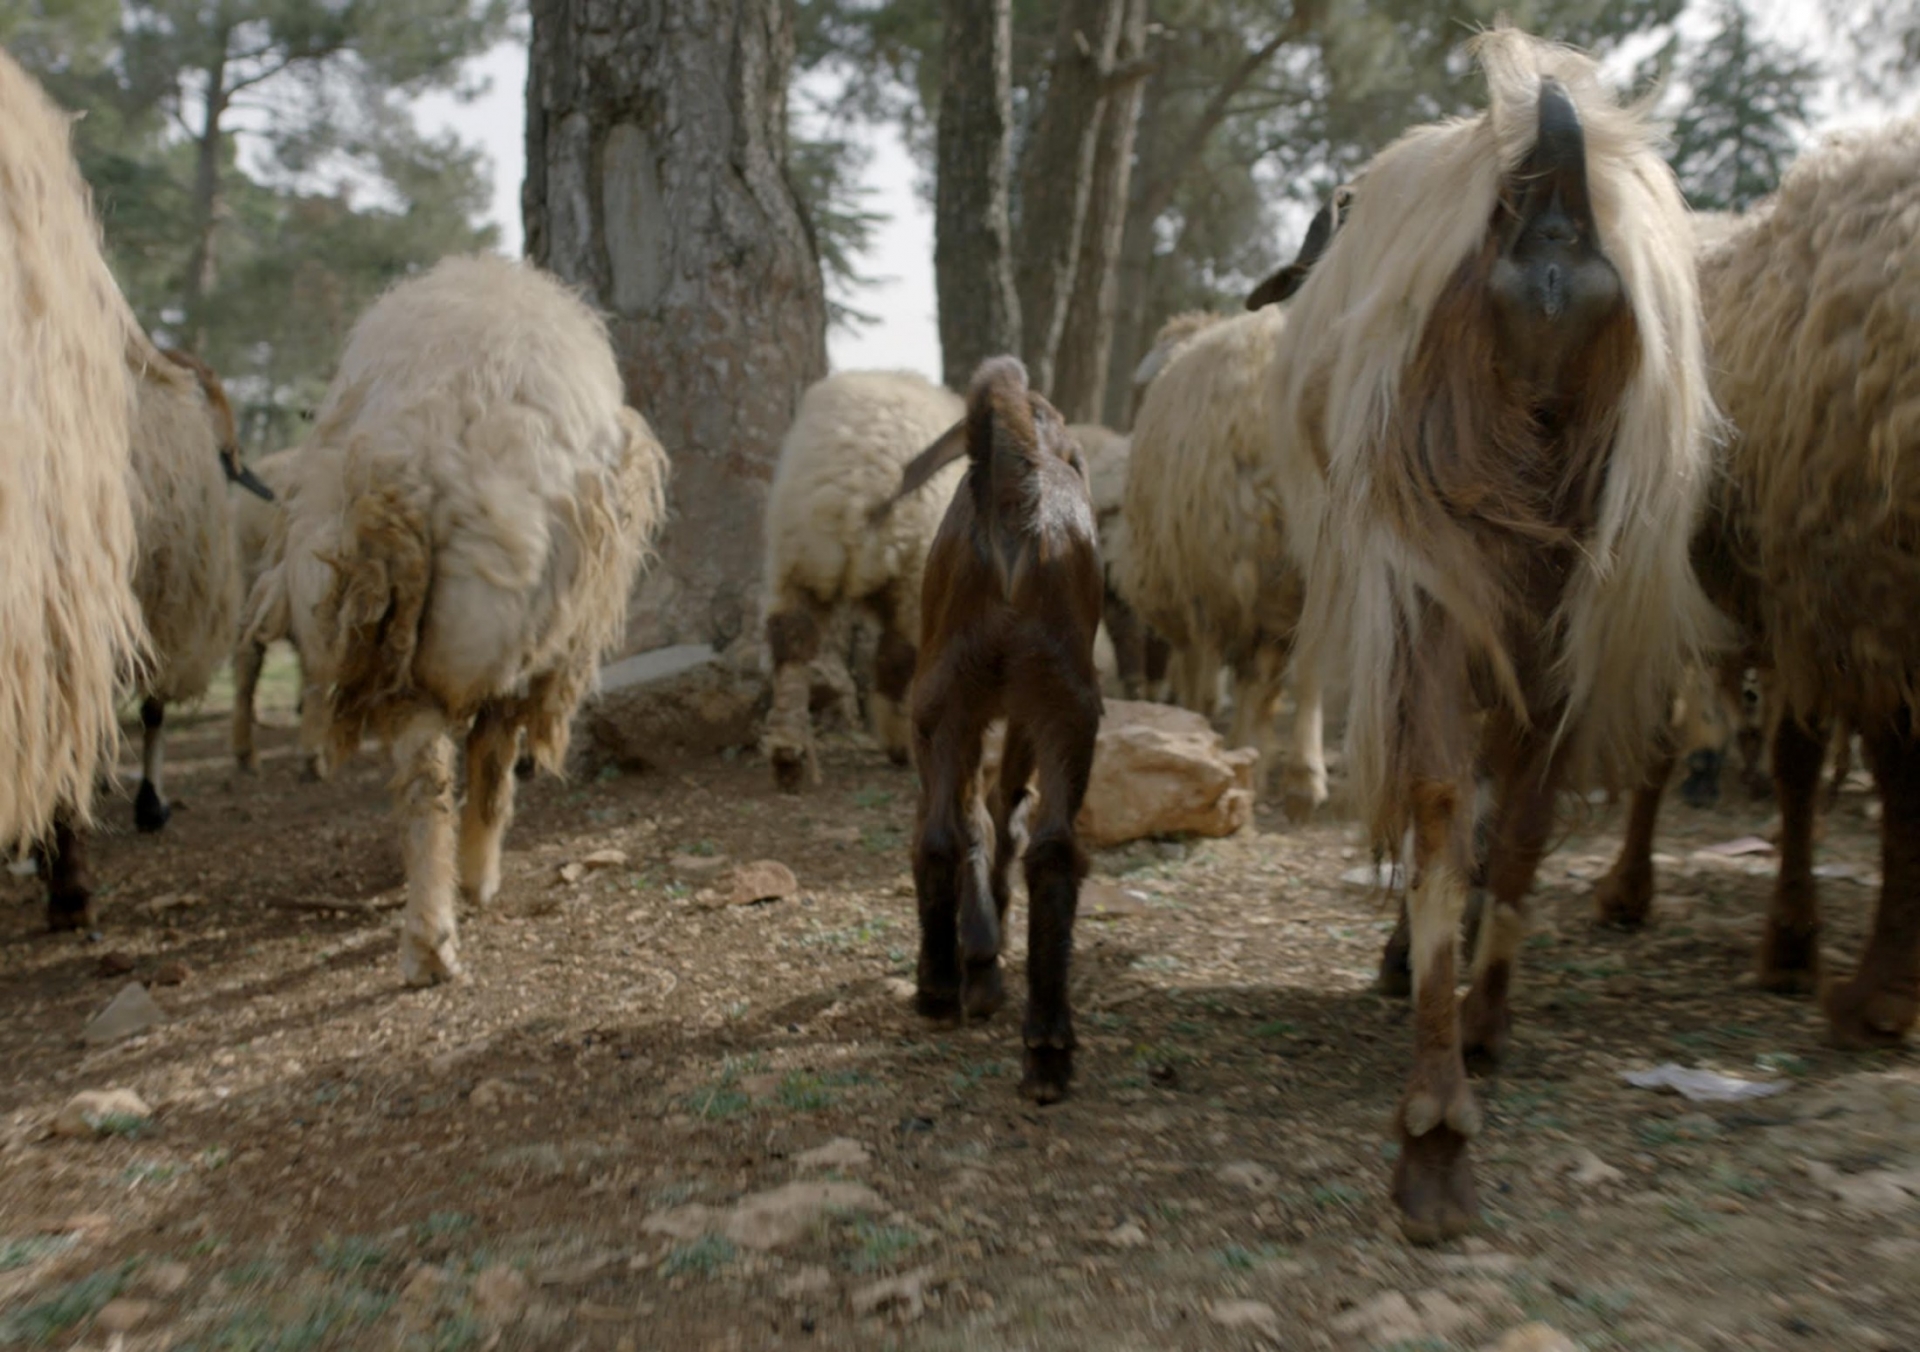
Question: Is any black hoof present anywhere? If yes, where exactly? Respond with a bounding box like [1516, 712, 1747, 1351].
[47, 889, 94, 933]
[133, 781, 171, 833]
[1020, 1046, 1073, 1103]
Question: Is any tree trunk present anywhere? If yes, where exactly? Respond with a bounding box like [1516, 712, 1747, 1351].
[1051, 0, 1147, 424]
[1103, 69, 1169, 431]
[525, 0, 827, 657]
[180, 34, 230, 352]
[1012, 0, 1125, 394]
[933, 0, 1019, 390]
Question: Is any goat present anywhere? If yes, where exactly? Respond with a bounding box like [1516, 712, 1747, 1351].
[904, 357, 1104, 1104]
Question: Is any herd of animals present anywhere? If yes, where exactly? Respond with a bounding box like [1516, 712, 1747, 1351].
[5, 24, 1919, 1246]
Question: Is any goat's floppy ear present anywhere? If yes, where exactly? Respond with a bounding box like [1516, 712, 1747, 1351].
[868, 418, 967, 524]
[1246, 191, 1343, 310]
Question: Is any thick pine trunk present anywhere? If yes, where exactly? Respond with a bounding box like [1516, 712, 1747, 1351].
[933, 0, 1019, 390]
[525, 0, 827, 656]
[180, 38, 230, 352]
[1012, 0, 1125, 394]
[1051, 0, 1147, 424]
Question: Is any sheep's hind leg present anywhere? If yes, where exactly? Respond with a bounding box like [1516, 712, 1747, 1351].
[134, 698, 171, 832]
[1282, 659, 1328, 823]
[1593, 741, 1675, 929]
[1824, 714, 1920, 1047]
[909, 678, 992, 1023]
[765, 600, 827, 791]
[393, 709, 461, 986]
[232, 640, 265, 773]
[870, 616, 917, 768]
[1759, 712, 1825, 992]
[459, 704, 519, 908]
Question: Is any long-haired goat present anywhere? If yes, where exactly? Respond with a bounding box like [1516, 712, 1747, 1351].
[905, 358, 1103, 1104]
[761, 371, 965, 789]
[1, 53, 145, 902]
[246, 255, 668, 985]
[1279, 31, 1718, 1241]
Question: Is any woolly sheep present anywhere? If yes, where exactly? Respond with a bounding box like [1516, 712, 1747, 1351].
[229, 448, 329, 778]
[1700, 118, 1920, 1047]
[0, 53, 145, 856]
[247, 255, 669, 985]
[1280, 31, 1716, 1240]
[761, 370, 966, 790]
[1117, 303, 1329, 820]
[1068, 422, 1162, 699]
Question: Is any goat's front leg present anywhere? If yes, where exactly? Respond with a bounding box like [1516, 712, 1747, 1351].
[870, 615, 918, 768]
[459, 703, 520, 908]
[134, 698, 171, 832]
[392, 709, 460, 986]
[1593, 738, 1675, 929]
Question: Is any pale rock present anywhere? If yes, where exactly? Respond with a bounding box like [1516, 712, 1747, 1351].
[471, 1264, 530, 1324]
[578, 644, 766, 770]
[53, 1089, 153, 1138]
[1412, 1291, 1473, 1339]
[142, 1261, 190, 1296]
[1479, 1323, 1578, 1352]
[1801, 1159, 1920, 1216]
[640, 1203, 720, 1241]
[1437, 1251, 1523, 1276]
[1209, 1299, 1281, 1337]
[94, 1298, 154, 1333]
[778, 1266, 833, 1299]
[1102, 1221, 1148, 1249]
[536, 1253, 615, 1286]
[401, 1264, 453, 1310]
[723, 1181, 882, 1250]
[582, 848, 628, 870]
[983, 701, 1257, 847]
[882, 977, 917, 1001]
[1568, 1148, 1625, 1189]
[725, 860, 799, 906]
[468, 1079, 514, 1110]
[1330, 1291, 1423, 1343]
[850, 1267, 932, 1321]
[796, 1137, 870, 1170]
[558, 863, 587, 885]
[1217, 1160, 1279, 1193]
[82, 984, 167, 1046]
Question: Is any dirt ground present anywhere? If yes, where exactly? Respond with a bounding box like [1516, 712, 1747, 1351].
[3, 654, 1918, 1352]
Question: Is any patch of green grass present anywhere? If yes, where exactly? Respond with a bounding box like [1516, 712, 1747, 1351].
[844, 1221, 918, 1273]
[0, 1235, 77, 1272]
[222, 1257, 285, 1288]
[208, 1284, 394, 1352]
[687, 1087, 751, 1120]
[425, 1312, 487, 1351]
[200, 1146, 233, 1170]
[658, 1235, 735, 1279]
[800, 917, 894, 953]
[410, 1212, 474, 1245]
[1708, 1162, 1768, 1198]
[1308, 1181, 1366, 1211]
[779, 1068, 868, 1112]
[313, 1234, 388, 1274]
[0, 1265, 128, 1344]
[686, 839, 719, 857]
[1755, 1051, 1809, 1077]
[1252, 1019, 1300, 1039]
[1211, 1243, 1287, 1271]
[94, 1112, 153, 1139]
[860, 825, 903, 854]
[853, 785, 895, 809]
[1634, 1118, 1684, 1148]
[123, 1159, 181, 1185]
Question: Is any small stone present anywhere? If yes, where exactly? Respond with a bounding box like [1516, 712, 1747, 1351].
[97, 951, 136, 978]
[471, 1264, 530, 1324]
[723, 1181, 883, 1251]
[778, 1266, 833, 1299]
[582, 848, 628, 869]
[142, 1261, 190, 1296]
[850, 1267, 931, 1321]
[1479, 1323, 1578, 1352]
[1102, 1221, 1148, 1249]
[1331, 1291, 1422, 1343]
[1412, 1291, 1473, 1339]
[53, 1089, 153, 1138]
[536, 1253, 614, 1286]
[796, 1137, 870, 1170]
[469, 1079, 513, 1110]
[82, 983, 166, 1046]
[1216, 1160, 1279, 1192]
[558, 863, 587, 885]
[883, 977, 917, 1001]
[1209, 1299, 1281, 1336]
[94, 1298, 154, 1333]
[725, 860, 798, 906]
[1568, 1148, 1625, 1188]
[151, 960, 190, 987]
[401, 1264, 453, 1309]
[640, 1203, 719, 1241]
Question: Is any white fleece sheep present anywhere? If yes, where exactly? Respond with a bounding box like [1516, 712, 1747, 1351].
[1068, 422, 1162, 699]
[229, 448, 328, 777]
[248, 254, 669, 985]
[1117, 303, 1328, 819]
[0, 51, 145, 852]
[761, 370, 966, 789]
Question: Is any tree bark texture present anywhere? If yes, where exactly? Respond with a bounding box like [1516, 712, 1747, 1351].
[1103, 67, 1169, 431]
[525, 0, 828, 656]
[1051, 0, 1147, 424]
[1012, 0, 1125, 394]
[181, 36, 231, 352]
[933, 0, 1019, 390]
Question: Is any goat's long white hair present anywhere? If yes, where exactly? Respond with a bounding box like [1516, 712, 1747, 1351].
[0, 52, 146, 848]
[1279, 28, 1721, 835]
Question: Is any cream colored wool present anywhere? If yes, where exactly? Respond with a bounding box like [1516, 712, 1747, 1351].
[761, 370, 965, 773]
[1126, 310, 1220, 427]
[248, 254, 667, 983]
[1118, 305, 1328, 812]
[0, 53, 145, 848]
[229, 449, 319, 773]
[1706, 118, 1920, 727]
[123, 334, 243, 707]
[1282, 29, 1719, 835]
[1069, 422, 1130, 586]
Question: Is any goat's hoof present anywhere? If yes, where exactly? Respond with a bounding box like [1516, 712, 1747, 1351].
[1459, 985, 1511, 1073]
[913, 984, 961, 1024]
[1392, 1123, 1479, 1245]
[46, 890, 95, 934]
[960, 960, 1005, 1020]
[133, 782, 172, 834]
[400, 930, 461, 987]
[1824, 966, 1917, 1049]
[1020, 1046, 1073, 1104]
[1591, 864, 1653, 930]
[1757, 919, 1821, 994]
[770, 750, 807, 794]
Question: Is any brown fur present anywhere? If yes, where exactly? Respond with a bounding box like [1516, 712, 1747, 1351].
[908, 357, 1104, 1105]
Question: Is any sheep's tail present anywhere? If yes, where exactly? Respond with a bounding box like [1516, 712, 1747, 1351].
[868, 418, 968, 525]
[325, 458, 434, 764]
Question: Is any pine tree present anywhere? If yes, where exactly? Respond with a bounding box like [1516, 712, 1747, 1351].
[1665, 0, 1819, 211]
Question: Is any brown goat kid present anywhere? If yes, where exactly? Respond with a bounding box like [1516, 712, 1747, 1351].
[903, 357, 1103, 1104]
